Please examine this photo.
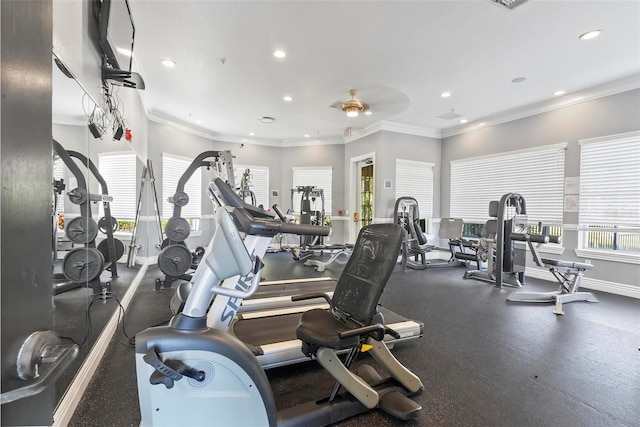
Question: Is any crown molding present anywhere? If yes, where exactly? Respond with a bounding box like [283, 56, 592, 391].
[441, 73, 640, 138]
[345, 121, 441, 143]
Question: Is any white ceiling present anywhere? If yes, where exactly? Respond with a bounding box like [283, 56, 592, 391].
[122, 1, 639, 144]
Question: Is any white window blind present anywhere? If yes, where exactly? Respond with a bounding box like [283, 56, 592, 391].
[98, 152, 137, 220]
[395, 159, 434, 219]
[450, 143, 566, 223]
[53, 157, 65, 214]
[163, 153, 202, 219]
[234, 165, 270, 209]
[292, 167, 332, 215]
[579, 131, 640, 227]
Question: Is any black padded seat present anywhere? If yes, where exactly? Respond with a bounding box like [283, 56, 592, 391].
[296, 223, 404, 351]
[542, 258, 593, 270]
[296, 309, 361, 350]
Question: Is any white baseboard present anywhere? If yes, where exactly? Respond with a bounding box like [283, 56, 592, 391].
[526, 267, 640, 299]
[52, 260, 149, 427]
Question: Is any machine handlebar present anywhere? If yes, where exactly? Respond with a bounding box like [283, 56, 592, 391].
[230, 207, 330, 237]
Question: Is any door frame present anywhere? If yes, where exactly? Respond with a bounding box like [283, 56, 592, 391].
[349, 151, 375, 243]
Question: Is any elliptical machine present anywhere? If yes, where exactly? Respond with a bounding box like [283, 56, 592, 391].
[136, 205, 423, 425]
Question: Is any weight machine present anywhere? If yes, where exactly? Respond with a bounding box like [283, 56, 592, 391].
[155, 150, 235, 290]
[237, 168, 257, 206]
[290, 186, 326, 260]
[461, 193, 563, 288]
[52, 140, 122, 295]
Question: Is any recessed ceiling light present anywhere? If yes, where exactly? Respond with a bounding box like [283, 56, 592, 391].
[478, 122, 486, 127]
[273, 50, 286, 58]
[283, 95, 293, 102]
[553, 90, 566, 96]
[249, 132, 255, 136]
[195, 120, 202, 124]
[304, 134, 310, 138]
[161, 59, 176, 68]
[441, 92, 451, 98]
[512, 77, 527, 83]
[459, 118, 468, 124]
[364, 111, 372, 116]
[259, 116, 276, 123]
[579, 30, 601, 40]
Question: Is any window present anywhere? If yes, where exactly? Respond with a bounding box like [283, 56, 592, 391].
[450, 144, 566, 235]
[234, 165, 270, 209]
[395, 159, 434, 219]
[579, 131, 640, 255]
[162, 153, 202, 220]
[292, 167, 332, 217]
[98, 152, 137, 224]
[53, 156, 65, 214]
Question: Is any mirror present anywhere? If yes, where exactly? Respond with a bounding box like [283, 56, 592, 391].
[51, 52, 140, 408]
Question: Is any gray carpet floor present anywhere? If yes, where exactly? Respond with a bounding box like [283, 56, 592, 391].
[68, 251, 640, 426]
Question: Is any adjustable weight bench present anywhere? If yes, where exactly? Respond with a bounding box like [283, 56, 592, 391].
[507, 258, 598, 315]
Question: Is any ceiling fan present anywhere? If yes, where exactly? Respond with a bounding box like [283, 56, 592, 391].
[331, 89, 369, 117]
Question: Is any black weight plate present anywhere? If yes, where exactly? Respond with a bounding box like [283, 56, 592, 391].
[173, 191, 189, 207]
[97, 238, 125, 262]
[161, 238, 188, 249]
[62, 247, 105, 283]
[158, 244, 192, 277]
[165, 217, 191, 242]
[67, 187, 87, 205]
[65, 216, 99, 244]
[98, 216, 118, 234]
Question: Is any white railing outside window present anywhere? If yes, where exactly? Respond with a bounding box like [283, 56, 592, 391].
[578, 131, 640, 258]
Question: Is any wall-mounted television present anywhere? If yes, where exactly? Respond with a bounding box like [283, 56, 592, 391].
[94, 0, 144, 89]
[97, 0, 134, 71]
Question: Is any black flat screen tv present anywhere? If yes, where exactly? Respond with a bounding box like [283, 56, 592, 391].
[96, 0, 135, 73]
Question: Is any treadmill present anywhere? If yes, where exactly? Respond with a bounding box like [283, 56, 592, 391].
[204, 178, 424, 369]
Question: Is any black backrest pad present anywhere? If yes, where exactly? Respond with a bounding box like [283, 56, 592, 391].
[331, 223, 404, 325]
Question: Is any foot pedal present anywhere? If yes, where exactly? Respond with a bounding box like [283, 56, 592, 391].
[378, 389, 422, 420]
[356, 364, 383, 387]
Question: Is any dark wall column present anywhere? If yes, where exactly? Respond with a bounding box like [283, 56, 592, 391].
[1, 0, 55, 425]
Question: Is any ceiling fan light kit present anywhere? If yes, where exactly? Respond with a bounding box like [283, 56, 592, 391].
[341, 89, 369, 118]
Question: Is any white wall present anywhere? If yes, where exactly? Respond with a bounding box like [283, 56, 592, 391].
[441, 89, 640, 290]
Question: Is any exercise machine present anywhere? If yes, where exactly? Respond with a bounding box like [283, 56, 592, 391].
[394, 197, 432, 270]
[173, 178, 423, 369]
[462, 193, 563, 289]
[155, 150, 235, 290]
[507, 243, 597, 315]
[290, 185, 326, 260]
[52, 140, 122, 295]
[237, 167, 257, 206]
[136, 208, 423, 426]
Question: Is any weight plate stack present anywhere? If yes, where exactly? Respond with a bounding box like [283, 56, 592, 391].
[65, 216, 99, 244]
[158, 244, 193, 277]
[97, 238, 125, 262]
[165, 217, 191, 242]
[62, 247, 105, 283]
